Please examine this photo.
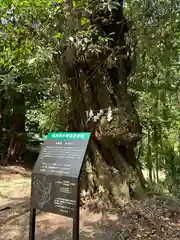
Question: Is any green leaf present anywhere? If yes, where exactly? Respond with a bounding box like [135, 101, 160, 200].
[56, 32, 64, 40]
[81, 17, 89, 25]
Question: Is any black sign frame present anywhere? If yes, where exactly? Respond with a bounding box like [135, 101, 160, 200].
[29, 132, 91, 240]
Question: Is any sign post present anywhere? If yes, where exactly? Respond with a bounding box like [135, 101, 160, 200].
[29, 132, 91, 240]
[72, 182, 80, 240]
[29, 208, 36, 240]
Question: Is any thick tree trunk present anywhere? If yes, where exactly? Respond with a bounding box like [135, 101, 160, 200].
[55, 0, 142, 204]
[3, 93, 26, 165]
[67, 77, 141, 202]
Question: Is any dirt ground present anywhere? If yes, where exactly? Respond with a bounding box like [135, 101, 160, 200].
[0, 166, 180, 240]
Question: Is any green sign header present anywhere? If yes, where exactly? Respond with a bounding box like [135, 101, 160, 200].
[46, 132, 91, 140]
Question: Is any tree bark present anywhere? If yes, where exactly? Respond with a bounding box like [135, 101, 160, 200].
[0, 90, 7, 137]
[55, 0, 142, 202]
[3, 93, 26, 165]
[0, 90, 8, 163]
[147, 124, 153, 182]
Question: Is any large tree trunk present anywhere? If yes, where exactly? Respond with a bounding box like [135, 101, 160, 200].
[55, 0, 142, 205]
[67, 71, 141, 202]
[3, 93, 26, 165]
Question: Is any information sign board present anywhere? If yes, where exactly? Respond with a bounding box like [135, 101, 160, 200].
[29, 132, 91, 240]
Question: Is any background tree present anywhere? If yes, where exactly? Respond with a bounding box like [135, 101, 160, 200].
[126, 0, 180, 195]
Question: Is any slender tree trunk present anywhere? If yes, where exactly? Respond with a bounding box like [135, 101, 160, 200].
[0, 90, 8, 163]
[3, 93, 26, 165]
[135, 145, 147, 189]
[154, 124, 159, 183]
[0, 90, 7, 138]
[146, 124, 153, 182]
[153, 80, 160, 183]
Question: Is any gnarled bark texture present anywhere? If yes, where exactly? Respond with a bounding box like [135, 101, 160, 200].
[55, 0, 142, 204]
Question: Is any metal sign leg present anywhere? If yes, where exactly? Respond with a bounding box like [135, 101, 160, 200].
[72, 184, 80, 240]
[73, 215, 79, 240]
[29, 208, 36, 240]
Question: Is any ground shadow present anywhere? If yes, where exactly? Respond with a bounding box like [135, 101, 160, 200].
[41, 200, 180, 240]
[0, 150, 39, 171]
[0, 197, 30, 224]
[38, 214, 126, 240]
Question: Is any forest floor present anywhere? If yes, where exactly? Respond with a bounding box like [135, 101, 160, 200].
[0, 166, 180, 240]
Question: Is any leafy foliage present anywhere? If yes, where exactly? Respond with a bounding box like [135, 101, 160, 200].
[126, 0, 180, 195]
